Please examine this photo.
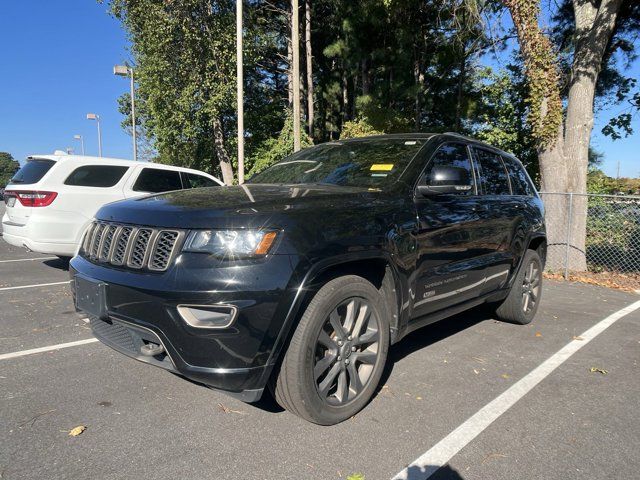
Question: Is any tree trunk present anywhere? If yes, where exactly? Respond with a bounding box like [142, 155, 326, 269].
[559, 0, 623, 271]
[305, 0, 314, 138]
[212, 116, 234, 185]
[286, 8, 293, 108]
[361, 58, 370, 96]
[504, 0, 624, 273]
[455, 46, 466, 132]
[342, 62, 348, 123]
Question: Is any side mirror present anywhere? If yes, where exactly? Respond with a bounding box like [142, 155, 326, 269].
[417, 165, 473, 196]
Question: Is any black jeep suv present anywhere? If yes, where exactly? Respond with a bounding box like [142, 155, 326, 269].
[71, 133, 545, 425]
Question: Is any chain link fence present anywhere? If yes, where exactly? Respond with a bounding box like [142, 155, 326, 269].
[539, 192, 640, 277]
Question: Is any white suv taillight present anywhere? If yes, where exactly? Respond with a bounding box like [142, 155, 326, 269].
[6, 190, 58, 207]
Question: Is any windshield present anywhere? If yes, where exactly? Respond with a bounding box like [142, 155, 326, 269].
[10, 159, 56, 184]
[248, 138, 426, 188]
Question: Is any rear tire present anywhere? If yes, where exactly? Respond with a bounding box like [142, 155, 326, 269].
[495, 249, 543, 325]
[274, 275, 389, 425]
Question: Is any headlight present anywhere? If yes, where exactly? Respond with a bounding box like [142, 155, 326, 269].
[183, 230, 278, 258]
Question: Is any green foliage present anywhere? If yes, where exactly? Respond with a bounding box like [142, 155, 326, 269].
[472, 65, 537, 172]
[340, 116, 383, 139]
[247, 113, 313, 177]
[0, 152, 19, 187]
[346, 474, 365, 480]
[107, 0, 237, 177]
[587, 168, 640, 195]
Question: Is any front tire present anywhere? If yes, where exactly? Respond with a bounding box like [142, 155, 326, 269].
[495, 249, 543, 325]
[274, 275, 390, 425]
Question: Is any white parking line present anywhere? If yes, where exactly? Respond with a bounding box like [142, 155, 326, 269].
[392, 299, 640, 480]
[0, 338, 99, 361]
[0, 256, 57, 264]
[0, 281, 70, 292]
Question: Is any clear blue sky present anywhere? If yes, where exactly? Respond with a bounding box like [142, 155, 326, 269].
[0, 1, 637, 177]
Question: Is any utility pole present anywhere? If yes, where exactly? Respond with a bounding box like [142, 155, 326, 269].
[292, 0, 301, 152]
[236, 0, 245, 183]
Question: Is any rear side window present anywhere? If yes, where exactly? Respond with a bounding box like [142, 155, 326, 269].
[502, 156, 535, 196]
[474, 148, 511, 195]
[133, 168, 182, 193]
[423, 143, 475, 195]
[9, 159, 56, 185]
[182, 173, 218, 189]
[64, 165, 129, 188]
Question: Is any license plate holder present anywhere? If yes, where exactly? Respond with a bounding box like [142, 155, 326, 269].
[75, 276, 108, 319]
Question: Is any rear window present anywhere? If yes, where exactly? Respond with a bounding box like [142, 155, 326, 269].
[183, 172, 218, 189]
[474, 148, 511, 196]
[502, 156, 535, 196]
[64, 165, 129, 188]
[133, 168, 182, 193]
[9, 159, 56, 185]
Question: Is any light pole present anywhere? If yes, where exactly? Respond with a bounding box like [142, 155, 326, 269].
[73, 134, 85, 155]
[86, 113, 102, 157]
[114, 65, 137, 161]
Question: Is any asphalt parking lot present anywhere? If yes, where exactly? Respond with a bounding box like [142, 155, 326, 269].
[1, 204, 639, 480]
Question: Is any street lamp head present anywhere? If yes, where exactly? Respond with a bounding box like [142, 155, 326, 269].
[86, 113, 98, 120]
[73, 134, 82, 140]
[113, 65, 130, 76]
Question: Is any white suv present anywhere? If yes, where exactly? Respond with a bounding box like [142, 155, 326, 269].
[2, 154, 223, 257]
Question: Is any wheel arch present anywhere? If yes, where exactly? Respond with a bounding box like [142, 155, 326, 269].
[266, 253, 402, 371]
[528, 234, 547, 268]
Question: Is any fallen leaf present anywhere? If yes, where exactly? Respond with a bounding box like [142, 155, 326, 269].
[68, 425, 86, 437]
[346, 474, 365, 480]
[573, 336, 584, 341]
[482, 453, 508, 465]
[535, 332, 542, 337]
[416, 396, 422, 400]
[589, 367, 608, 375]
[216, 403, 246, 415]
[501, 374, 510, 379]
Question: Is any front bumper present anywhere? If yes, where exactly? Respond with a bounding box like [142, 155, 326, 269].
[70, 252, 303, 402]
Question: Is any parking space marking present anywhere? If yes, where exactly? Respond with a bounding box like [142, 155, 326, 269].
[0, 338, 99, 361]
[0, 257, 57, 264]
[392, 299, 640, 480]
[0, 280, 70, 292]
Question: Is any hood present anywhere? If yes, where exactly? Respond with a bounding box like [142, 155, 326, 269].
[96, 183, 384, 229]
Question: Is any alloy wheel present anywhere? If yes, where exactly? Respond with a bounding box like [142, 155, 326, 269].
[522, 260, 541, 314]
[313, 297, 380, 406]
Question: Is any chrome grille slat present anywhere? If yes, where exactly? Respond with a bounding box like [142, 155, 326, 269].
[81, 221, 183, 272]
[127, 228, 153, 269]
[149, 231, 180, 271]
[90, 224, 106, 259]
[99, 225, 118, 261]
[111, 226, 134, 265]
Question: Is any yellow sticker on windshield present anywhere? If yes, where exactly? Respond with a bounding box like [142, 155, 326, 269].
[370, 164, 394, 171]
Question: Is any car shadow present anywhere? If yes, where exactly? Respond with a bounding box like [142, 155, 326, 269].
[377, 306, 492, 391]
[44, 257, 70, 271]
[254, 305, 494, 416]
[406, 464, 466, 480]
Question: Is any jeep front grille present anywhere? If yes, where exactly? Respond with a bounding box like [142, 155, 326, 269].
[81, 221, 185, 272]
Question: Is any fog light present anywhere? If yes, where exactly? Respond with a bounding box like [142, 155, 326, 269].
[177, 304, 237, 329]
